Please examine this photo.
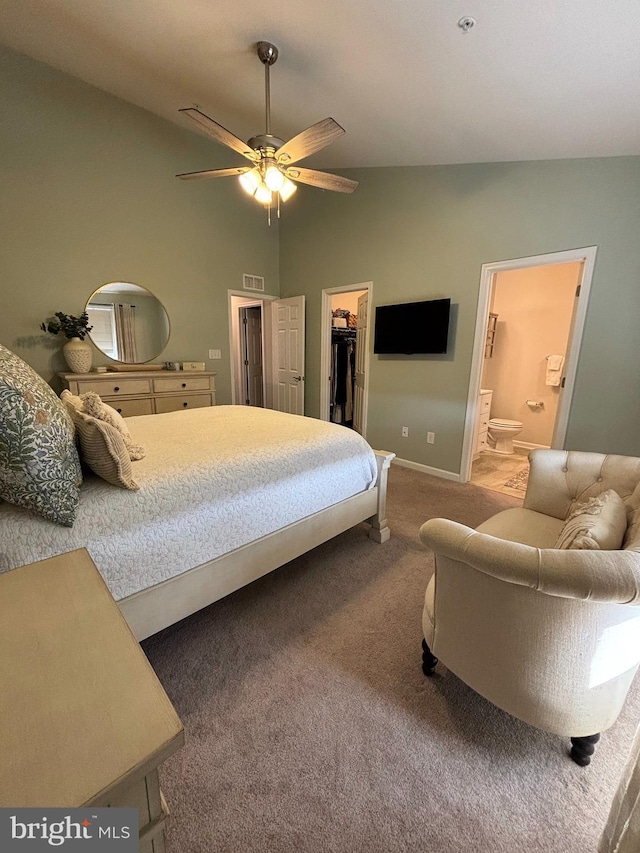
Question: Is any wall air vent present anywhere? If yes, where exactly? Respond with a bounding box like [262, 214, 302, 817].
[243, 274, 265, 292]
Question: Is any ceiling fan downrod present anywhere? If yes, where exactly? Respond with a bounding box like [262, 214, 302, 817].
[257, 41, 278, 137]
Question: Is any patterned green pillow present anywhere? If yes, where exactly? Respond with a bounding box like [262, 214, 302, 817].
[0, 344, 82, 526]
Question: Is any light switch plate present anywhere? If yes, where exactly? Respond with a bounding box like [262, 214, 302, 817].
[208, 349, 222, 360]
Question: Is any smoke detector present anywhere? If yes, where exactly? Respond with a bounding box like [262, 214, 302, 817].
[458, 16, 476, 32]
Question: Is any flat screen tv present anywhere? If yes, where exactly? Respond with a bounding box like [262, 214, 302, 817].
[374, 298, 451, 354]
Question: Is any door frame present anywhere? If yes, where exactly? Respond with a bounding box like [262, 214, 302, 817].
[460, 246, 597, 483]
[320, 281, 373, 437]
[228, 291, 276, 408]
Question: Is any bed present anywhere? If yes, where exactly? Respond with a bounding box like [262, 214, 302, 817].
[0, 405, 394, 640]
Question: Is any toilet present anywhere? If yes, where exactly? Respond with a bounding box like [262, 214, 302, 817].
[487, 418, 524, 455]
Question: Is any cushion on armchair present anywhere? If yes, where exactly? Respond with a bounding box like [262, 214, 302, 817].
[555, 489, 628, 551]
[624, 482, 640, 551]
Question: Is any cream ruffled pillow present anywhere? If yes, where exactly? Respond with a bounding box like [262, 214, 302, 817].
[70, 409, 139, 490]
[78, 391, 146, 461]
[555, 489, 628, 551]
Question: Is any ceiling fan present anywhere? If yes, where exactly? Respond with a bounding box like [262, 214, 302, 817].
[176, 41, 358, 220]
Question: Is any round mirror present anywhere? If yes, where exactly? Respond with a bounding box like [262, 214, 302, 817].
[85, 282, 170, 364]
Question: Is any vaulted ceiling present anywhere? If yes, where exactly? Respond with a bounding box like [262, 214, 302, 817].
[2, 0, 639, 168]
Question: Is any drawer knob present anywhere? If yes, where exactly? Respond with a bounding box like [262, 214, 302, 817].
[183, 402, 188, 408]
[117, 408, 122, 414]
[181, 382, 186, 388]
[113, 386, 120, 392]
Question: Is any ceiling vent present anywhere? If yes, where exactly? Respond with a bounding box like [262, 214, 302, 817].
[243, 273, 265, 292]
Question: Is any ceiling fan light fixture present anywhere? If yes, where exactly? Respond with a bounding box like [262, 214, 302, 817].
[278, 177, 297, 202]
[254, 182, 273, 205]
[239, 168, 261, 195]
[264, 164, 285, 192]
[177, 41, 356, 223]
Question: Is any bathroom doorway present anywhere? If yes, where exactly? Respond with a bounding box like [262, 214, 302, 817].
[461, 247, 597, 493]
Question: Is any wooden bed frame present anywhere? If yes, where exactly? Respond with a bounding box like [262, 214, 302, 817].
[119, 450, 395, 640]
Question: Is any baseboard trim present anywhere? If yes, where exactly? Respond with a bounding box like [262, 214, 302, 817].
[393, 457, 462, 482]
[513, 440, 550, 451]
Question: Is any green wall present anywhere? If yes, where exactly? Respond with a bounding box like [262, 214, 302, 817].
[0, 46, 279, 402]
[3, 45, 639, 475]
[279, 160, 640, 472]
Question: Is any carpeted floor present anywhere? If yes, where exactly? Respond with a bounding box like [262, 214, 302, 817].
[143, 466, 638, 852]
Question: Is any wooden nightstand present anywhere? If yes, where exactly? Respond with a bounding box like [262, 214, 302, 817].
[0, 549, 184, 852]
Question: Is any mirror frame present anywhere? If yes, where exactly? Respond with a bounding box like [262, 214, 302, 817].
[85, 281, 171, 364]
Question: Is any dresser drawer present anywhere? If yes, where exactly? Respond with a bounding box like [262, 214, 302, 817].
[154, 394, 213, 413]
[102, 769, 166, 848]
[77, 378, 152, 396]
[104, 775, 150, 821]
[479, 394, 492, 414]
[477, 429, 489, 453]
[111, 398, 154, 418]
[153, 376, 211, 393]
[479, 412, 490, 431]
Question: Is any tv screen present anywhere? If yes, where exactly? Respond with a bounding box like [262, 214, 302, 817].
[374, 298, 451, 354]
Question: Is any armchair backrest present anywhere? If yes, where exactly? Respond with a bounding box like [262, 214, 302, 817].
[524, 449, 640, 522]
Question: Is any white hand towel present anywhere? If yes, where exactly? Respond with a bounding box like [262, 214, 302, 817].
[546, 354, 565, 386]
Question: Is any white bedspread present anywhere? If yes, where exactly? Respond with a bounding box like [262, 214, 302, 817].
[0, 406, 377, 600]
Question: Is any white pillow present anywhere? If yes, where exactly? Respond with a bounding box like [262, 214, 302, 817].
[555, 489, 628, 551]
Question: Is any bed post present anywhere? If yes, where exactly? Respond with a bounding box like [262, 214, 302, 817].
[369, 451, 395, 543]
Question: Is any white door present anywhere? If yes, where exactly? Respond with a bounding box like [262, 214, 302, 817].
[272, 296, 305, 415]
[352, 291, 368, 434]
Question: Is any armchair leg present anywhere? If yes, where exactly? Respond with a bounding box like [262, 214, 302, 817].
[570, 733, 601, 766]
[422, 638, 438, 676]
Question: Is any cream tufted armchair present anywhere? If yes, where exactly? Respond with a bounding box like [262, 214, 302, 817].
[420, 449, 640, 765]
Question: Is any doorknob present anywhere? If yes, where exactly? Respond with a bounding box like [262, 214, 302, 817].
[293, 375, 303, 382]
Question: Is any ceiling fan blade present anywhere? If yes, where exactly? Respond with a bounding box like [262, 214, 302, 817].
[286, 167, 358, 194]
[276, 118, 345, 166]
[176, 167, 250, 181]
[179, 108, 258, 162]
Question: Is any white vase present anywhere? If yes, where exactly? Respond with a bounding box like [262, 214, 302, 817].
[63, 337, 92, 374]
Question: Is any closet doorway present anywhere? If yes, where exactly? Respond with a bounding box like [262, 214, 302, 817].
[320, 282, 373, 436]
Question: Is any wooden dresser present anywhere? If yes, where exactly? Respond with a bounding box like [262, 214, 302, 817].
[0, 549, 184, 852]
[61, 369, 216, 417]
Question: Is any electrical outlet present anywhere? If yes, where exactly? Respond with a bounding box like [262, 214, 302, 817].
[427, 432, 435, 444]
[208, 349, 222, 360]
[402, 426, 409, 437]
